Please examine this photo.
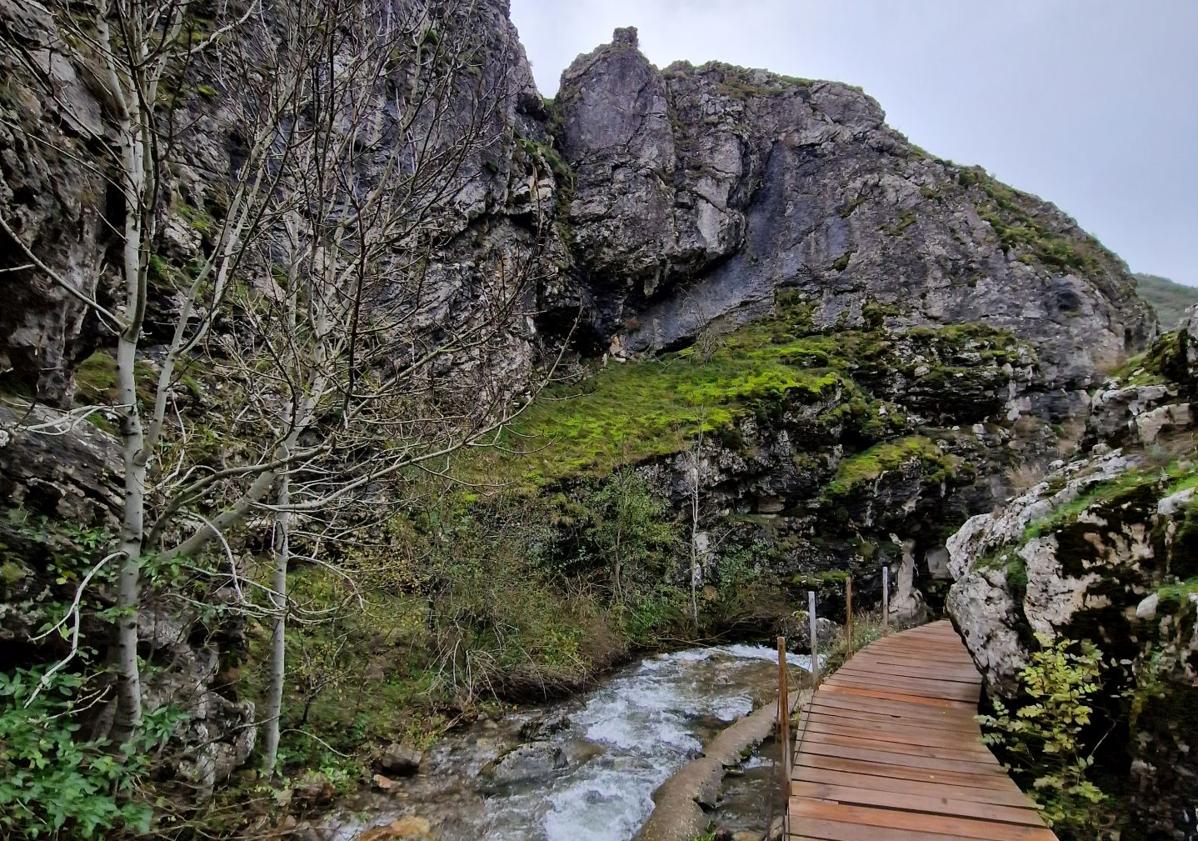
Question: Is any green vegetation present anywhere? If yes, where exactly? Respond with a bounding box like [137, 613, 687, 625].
[480, 306, 851, 484]
[1021, 469, 1157, 542]
[978, 462, 1195, 580]
[821, 610, 888, 675]
[0, 669, 183, 840]
[246, 468, 807, 785]
[516, 135, 573, 189]
[882, 209, 916, 237]
[1108, 325, 1192, 386]
[1157, 576, 1198, 606]
[479, 296, 1016, 488]
[73, 350, 157, 408]
[958, 166, 1099, 274]
[670, 61, 812, 100]
[979, 634, 1112, 837]
[176, 199, 215, 233]
[1134, 273, 1198, 330]
[824, 435, 960, 498]
[501, 358, 841, 482]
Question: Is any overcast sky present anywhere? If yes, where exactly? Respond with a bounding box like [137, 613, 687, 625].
[509, 0, 1198, 287]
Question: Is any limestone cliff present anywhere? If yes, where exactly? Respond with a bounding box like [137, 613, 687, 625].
[947, 311, 1198, 838]
[553, 29, 1152, 395]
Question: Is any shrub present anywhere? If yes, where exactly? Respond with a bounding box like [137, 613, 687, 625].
[0, 669, 182, 839]
[978, 634, 1111, 836]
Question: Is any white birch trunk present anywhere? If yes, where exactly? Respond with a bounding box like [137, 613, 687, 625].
[261, 460, 290, 775]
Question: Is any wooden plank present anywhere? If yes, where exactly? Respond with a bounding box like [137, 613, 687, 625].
[826, 672, 981, 703]
[802, 720, 995, 755]
[791, 767, 1035, 808]
[790, 781, 1044, 826]
[790, 801, 1057, 841]
[805, 701, 981, 733]
[789, 819, 1021, 841]
[795, 752, 1023, 792]
[820, 682, 975, 710]
[798, 739, 1006, 775]
[853, 656, 977, 674]
[805, 709, 982, 742]
[801, 730, 996, 762]
[841, 658, 982, 682]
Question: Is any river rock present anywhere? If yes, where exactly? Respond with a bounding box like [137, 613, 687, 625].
[783, 613, 840, 653]
[484, 740, 567, 785]
[378, 743, 423, 776]
[355, 816, 432, 841]
[291, 773, 336, 808]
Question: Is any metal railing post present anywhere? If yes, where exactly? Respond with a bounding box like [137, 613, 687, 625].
[808, 590, 819, 687]
[845, 575, 853, 653]
[882, 563, 890, 634]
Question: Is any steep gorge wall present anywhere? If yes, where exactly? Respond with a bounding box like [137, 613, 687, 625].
[947, 315, 1198, 838]
[0, 12, 1153, 409]
[552, 28, 1151, 395]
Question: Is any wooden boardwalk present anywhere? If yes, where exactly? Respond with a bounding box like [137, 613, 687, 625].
[788, 620, 1057, 841]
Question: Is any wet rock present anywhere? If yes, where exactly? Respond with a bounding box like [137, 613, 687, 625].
[1135, 592, 1159, 620]
[292, 773, 336, 809]
[355, 816, 432, 841]
[518, 712, 571, 740]
[378, 743, 423, 776]
[556, 36, 1148, 384]
[483, 740, 567, 785]
[947, 435, 1198, 833]
[1134, 402, 1192, 445]
[371, 774, 395, 791]
[783, 614, 840, 653]
[560, 737, 604, 767]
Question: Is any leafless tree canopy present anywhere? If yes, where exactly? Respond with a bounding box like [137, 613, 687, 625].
[1, 0, 559, 749]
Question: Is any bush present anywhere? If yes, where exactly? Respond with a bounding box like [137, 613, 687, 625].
[0, 669, 182, 839]
[978, 634, 1111, 837]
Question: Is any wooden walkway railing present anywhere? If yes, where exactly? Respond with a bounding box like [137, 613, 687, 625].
[787, 620, 1058, 841]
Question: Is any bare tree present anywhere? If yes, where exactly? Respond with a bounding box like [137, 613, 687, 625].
[1, 0, 558, 762]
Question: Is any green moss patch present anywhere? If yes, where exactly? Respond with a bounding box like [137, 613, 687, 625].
[824, 435, 960, 498]
[73, 351, 158, 409]
[473, 296, 1021, 487]
[1157, 576, 1198, 607]
[959, 166, 1100, 274]
[492, 351, 846, 485]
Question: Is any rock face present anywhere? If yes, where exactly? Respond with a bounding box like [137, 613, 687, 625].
[947, 310, 1198, 837]
[554, 32, 1152, 388]
[0, 0, 112, 404]
[1, 14, 1153, 405]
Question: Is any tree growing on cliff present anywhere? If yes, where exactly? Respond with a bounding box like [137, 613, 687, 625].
[1, 0, 552, 773]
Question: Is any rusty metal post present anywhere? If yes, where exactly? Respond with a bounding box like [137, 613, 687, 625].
[808, 590, 820, 687]
[776, 635, 791, 782]
[845, 575, 853, 653]
[882, 563, 890, 634]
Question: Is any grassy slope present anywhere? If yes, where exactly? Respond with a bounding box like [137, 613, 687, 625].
[1134, 273, 1198, 330]
[477, 297, 1016, 488]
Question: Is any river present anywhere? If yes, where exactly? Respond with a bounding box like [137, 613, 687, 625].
[329, 644, 812, 841]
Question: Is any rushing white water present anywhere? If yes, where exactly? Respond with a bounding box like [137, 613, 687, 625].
[482, 645, 811, 841]
[332, 644, 810, 841]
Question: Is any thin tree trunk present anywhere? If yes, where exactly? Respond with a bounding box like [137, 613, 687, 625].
[113, 331, 146, 742]
[262, 461, 289, 776]
[112, 102, 148, 742]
